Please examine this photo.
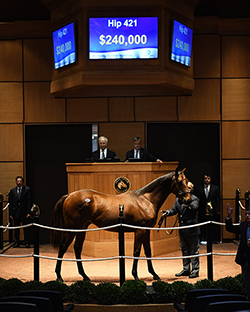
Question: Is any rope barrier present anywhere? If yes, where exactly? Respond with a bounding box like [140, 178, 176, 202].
[1, 203, 10, 232]
[0, 220, 234, 232]
[124, 252, 237, 260]
[0, 254, 33, 258]
[35, 223, 119, 232]
[0, 251, 237, 261]
[34, 255, 121, 262]
[212, 252, 237, 256]
[0, 223, 119, 232]
[3, 203, 9, 211]
[0, 224, 32, 230]
[239, 200, 245, 209]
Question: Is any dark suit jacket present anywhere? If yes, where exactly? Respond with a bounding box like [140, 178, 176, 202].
[8, 185, 32, 219]
[194, 183, 220, 221]
[125, 147, 158, 162]
[91, 149, 116, 162]
[167, 194, 201, 237]
[226, 217, 250, 266]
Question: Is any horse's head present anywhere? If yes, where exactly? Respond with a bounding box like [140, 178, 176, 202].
[171, 168, 192, 204]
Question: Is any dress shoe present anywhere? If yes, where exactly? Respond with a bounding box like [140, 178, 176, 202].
[175, 270, 190, 277]
[13, 242, 20, 248]
[25, 243, 30, 248]
[189, 271, 199, 278]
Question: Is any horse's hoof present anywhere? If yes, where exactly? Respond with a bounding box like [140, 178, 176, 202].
[153, 275, 161, 281]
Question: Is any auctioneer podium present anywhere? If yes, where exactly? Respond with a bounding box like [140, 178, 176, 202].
[66, 162, 179, 257]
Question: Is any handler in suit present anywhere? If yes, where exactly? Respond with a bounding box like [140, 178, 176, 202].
[8, 176, 33, 248]
[91, 136, 116, 162]
[194, 173, 221, 243]
[159, 182, 200, 278]
[226, 203, 250, 300]
[125, 136, 163, 163]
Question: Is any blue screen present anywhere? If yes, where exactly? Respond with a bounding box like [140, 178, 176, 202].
[53, 22, 76, 69]
[89, 17, 158, 59]
[171, 20, 193, 67]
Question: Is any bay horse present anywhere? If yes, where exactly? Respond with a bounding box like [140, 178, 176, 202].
[50, 168, 191, 282]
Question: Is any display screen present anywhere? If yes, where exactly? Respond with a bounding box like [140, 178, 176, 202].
[171, 20, 193, 67]
[53, 22, 76, 69]
[89, 17, 158, 59]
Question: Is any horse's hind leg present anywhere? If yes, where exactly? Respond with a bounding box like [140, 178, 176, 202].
[143, 230, 161, 281]
[132, 252, 141, 280]
[55, 233, 75, 282]
[74, 232, 90, 281]
[132, 230, 143, 280]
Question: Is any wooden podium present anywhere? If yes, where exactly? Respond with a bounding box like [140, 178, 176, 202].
[66, 162, 180, 257]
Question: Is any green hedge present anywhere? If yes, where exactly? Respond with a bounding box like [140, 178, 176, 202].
[0, 274, 246, 305]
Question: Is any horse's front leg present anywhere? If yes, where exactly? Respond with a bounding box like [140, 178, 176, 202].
[132, 230, 143, 280]
[143, 230, 161, 281]
[74, 231, 91, 281]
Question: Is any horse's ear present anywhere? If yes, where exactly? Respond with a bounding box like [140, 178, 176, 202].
[173, 167, 179, 181]
[175, 167, 179, 175]
[177, 168, 187, 182]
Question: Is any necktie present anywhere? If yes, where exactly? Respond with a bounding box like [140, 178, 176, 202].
[135, 150, 138, 158]
[17, 188, 21, 199]
[205, 186, 209, 199]
[102, 150, 105, 159]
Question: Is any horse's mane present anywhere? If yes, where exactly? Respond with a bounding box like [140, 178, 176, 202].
[132, 171, 174, 196]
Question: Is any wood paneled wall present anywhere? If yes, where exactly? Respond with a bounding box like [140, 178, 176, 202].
[0, 17, 249, 244]
[178, 79, 220, 121]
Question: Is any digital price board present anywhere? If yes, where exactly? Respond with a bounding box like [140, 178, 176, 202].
[171, 20, 193, 67]
[89, 17, 158, 59]
[53, 22, 76, 69]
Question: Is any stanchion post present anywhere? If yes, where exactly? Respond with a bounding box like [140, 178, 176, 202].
[33, 219, 40, 281]
[207, 219, 213, 280]
[235, 188, 240, 240]
[118, 204, 125, 286]
[0, 194, 3, 250]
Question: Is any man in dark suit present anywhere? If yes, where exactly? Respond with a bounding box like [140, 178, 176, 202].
[9, 176, 33, 248]
[159, 182, 200, 278]
[226, 203, 250, 300]
[91, 136, 116, 162]
[194, 173, 221, 243]
[125, 136, 163, 163]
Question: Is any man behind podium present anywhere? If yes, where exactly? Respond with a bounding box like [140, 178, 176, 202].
[91, 136, 116, 162]
[125, 136, 163, 163]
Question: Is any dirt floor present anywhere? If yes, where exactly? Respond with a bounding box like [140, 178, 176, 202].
[0, 242, 241, 286]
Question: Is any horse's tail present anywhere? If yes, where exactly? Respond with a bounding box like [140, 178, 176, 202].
[50, 194, 68, 249]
